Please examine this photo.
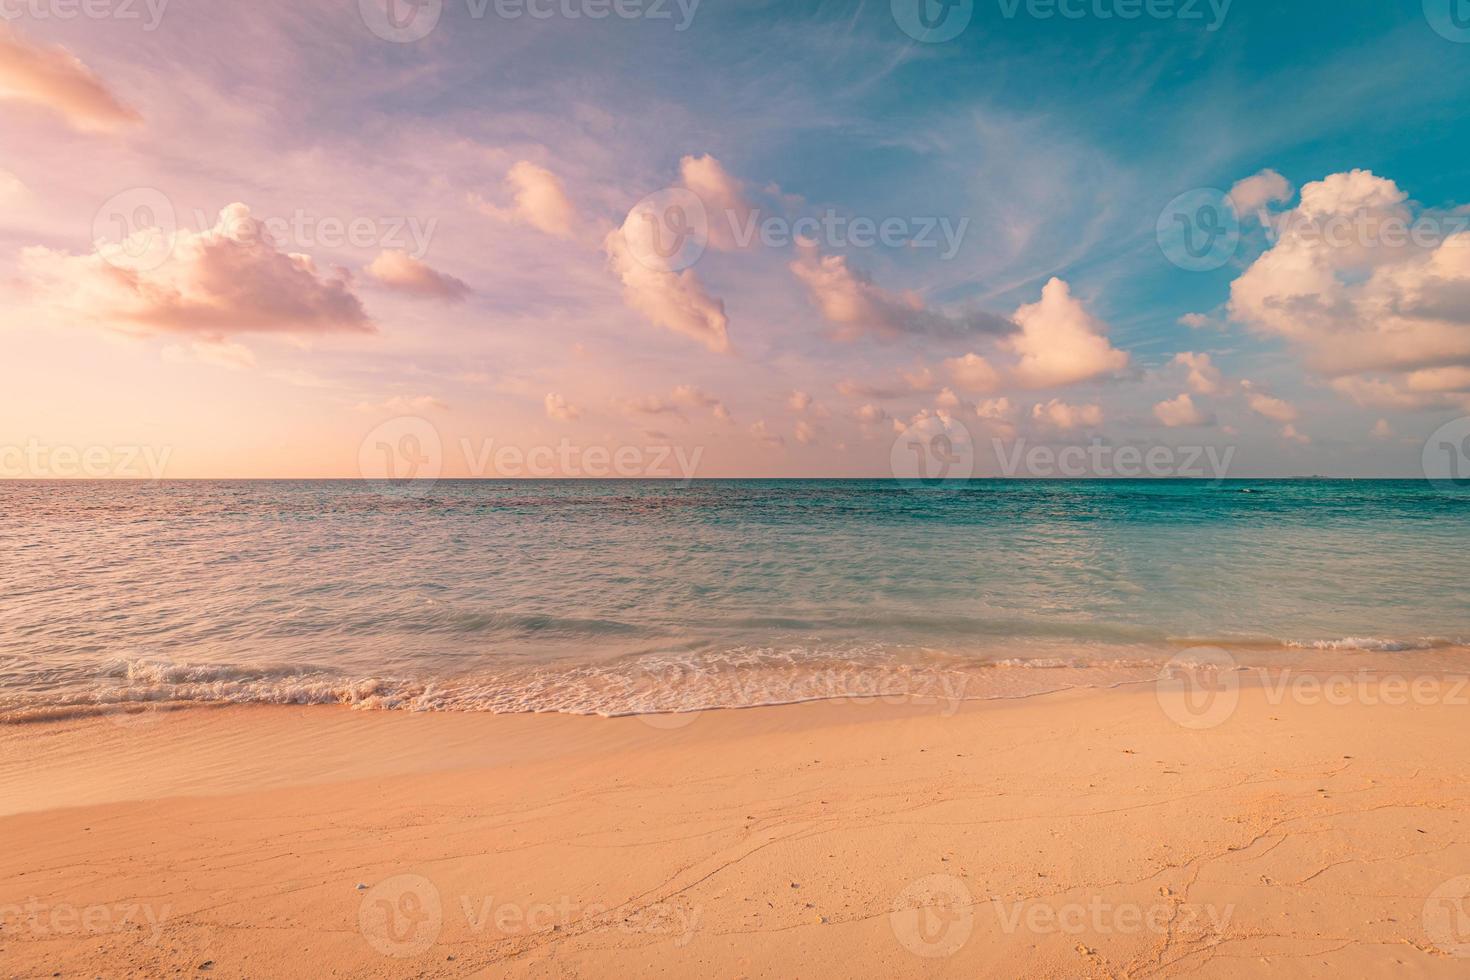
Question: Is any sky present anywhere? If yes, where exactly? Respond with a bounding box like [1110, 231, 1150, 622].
[3, 0, 1470, 479]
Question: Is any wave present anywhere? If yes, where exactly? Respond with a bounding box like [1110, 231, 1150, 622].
[1284, 636, 1466, 652]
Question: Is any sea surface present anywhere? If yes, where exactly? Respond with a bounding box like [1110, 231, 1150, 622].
[2, 479, 1468, 722]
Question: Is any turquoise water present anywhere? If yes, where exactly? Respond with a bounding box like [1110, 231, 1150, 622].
[2, 479, 1467, 719]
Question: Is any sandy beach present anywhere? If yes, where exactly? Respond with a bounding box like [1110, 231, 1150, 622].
[4, 677, 1469, 978]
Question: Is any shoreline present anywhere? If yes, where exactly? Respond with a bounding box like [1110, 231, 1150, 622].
[4, 683, 1470, 976]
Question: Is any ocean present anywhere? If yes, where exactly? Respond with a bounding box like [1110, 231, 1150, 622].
[3, 479, 1467, 722]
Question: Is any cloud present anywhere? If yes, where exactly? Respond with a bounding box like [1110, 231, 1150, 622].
[944, 352, 1001, 393]
[1371, 418, 1394, 440]
[622, 385, 730, 422]
[1004, 278, 1129, 388]
[975, 397, 1015, 425]
[1282, 424, 1310, 445]
[853, 403, 888, 425]
[604, 222, 730, 354]
[794, 420, 817, 445]
[835, 364, 937, 400]
[0, 25, 139, 131]
[22, 203, 372, 337]
[1153, 393, 1209, 428]
[367, 250, 470, 302]
[1242, 383, 1299, 423]
[1032, 399, 1103, 430]
[1228, 169, 1293, 219]
[1178, 312, 1218, 330]
[1173, 352, 1224, 396]
[477, 161, 579, 239]
[544, 392, 580, 421]
[679, 154, 750, 251]
[749, 420, 785, 447]
[790, 245, 1011, 341]
[1227, 169, 1470, 410]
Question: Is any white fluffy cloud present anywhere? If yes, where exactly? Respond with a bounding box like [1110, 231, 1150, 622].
[23, 203, 371, 337]
[367, 250, 470, 302]
[605, 222, 730, 354]
[1228, 169, 1470, 411]
[1173, 352, 1224, 396]
[944, 352, 1001, 393]
[1229, 168, 1293, 218]
[1153, 393, 1208, 428]
[478, 161, 580, 239]
[679, 154, 751, 252]
[1242, 383, 1299, 423]
[0, 25, 139, 131]
[1004, 278, 1129, 388]
[1032, 398, 1103, 430]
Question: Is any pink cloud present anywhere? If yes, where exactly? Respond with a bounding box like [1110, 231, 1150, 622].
[679, 154, 751, 251]
[944, 352, 1001, 393]
[1153, 393, 1209, 428]
[367, 250, 471, 302]
[604, 222, 730, 354]
[1228, 170, 1470, 409]
[1032, 398, 1103, 430]
[23, 203, 372, 337]
[1241, 383, 1299, 423]
[476, 160, 580, 239]
[0, 25, 139, 131]
[1005, 278, 1129, 388]
[1173, 352, 1225, 396]
[789, 245, 1009, 341]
